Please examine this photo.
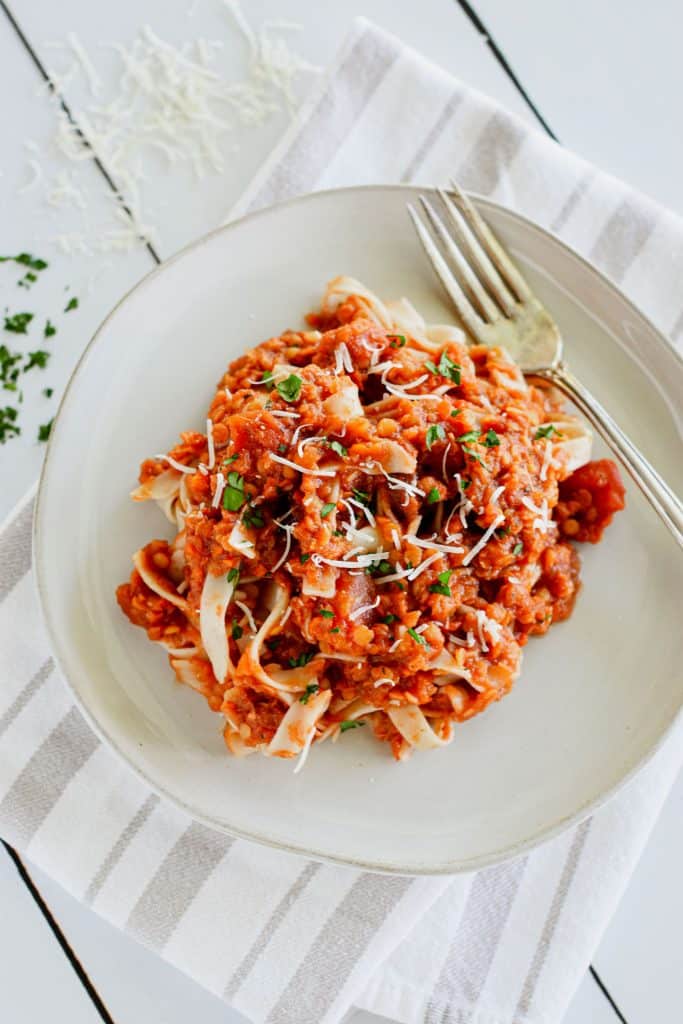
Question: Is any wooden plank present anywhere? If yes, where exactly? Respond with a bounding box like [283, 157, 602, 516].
[7, 0, 534, 260]
[0, 847, 102, 1024]
[473, 0, 683, 213]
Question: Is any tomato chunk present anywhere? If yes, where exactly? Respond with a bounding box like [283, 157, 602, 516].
[555, 459, 625, 543]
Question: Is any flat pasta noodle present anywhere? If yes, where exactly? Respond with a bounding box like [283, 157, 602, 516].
[116, 278, 625, 766]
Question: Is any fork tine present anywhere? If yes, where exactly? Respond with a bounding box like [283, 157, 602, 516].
[418, 197, 500, 324]
[407, 203, 487, 343]
[438, 188, 517, 316]
[449, 180, 532, 302]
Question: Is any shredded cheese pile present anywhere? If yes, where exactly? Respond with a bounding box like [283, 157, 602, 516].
[27, 2, 320, 253]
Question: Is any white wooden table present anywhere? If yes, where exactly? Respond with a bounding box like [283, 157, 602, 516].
[0, 2, 680, 1021]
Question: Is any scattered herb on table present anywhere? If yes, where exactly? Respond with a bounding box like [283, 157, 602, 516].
[64, 296, 79, 313]
[37, 418, 53, 443]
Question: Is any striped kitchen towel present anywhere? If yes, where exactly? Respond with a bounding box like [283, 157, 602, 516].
[1, 17, 682, 1024]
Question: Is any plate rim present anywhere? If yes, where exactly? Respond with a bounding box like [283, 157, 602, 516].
[34, 183, 683, 875]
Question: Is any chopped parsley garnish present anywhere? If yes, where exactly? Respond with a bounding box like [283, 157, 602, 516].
[44, 320, 56, 339]
[352, 488, 370, 504]
[426, 423, 446, 449]
[300, 553, 311, 563]
[0, 345, 22, 389]
[429, 569, 453, 596]
[318, 609, 334, 618]
[222, 471, 246, 511]
[320, 502, 336, 518]
[18, 272, 38, 289]
[484, 429, 500, 447]
[333, 529, 344, 537]
[37, 418, 53, 443]
[496, 525, 510, 538]
[299, 683, 319, 704]
[0, 406, 20, 443]
[388, 334, 406, 348]
[227, 567, 240, 585]
[42, 387, 53, 398]
[425, 351, 461, 385]
[266, 636, 282, 651]
[427, 487, 441, 504]
[461, 477, 472, 490]
[328, 439, 347, 458]
[243, 504, 265, 529]
[330, 626, 340, 633]
[259, 370, 274, 389]
[376, 560, 392, 575]
[0, 253, 48, 271]
[457, 429, 480, 443]
[4, 312, 33, 334]
[407, 627, 427, 646]
[276, 373, 302, 403]
[64, 296, 79, 313]
[277, 442, 287, 452]
[450, 408, 462, 418]
[223, 453, 238, 465]
[24, 350, 50, 372]
[381, 614, 397, 624]
[463, 446, 485, 466]
[340, 720, 365, 732]
[512, 541, 524, 556]
[288, 651, 315, 669]
[535, 423, 560, 440]
[231, 620, 243, 640]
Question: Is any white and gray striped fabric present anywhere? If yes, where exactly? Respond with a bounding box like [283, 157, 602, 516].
[1, 18, 682, 1024]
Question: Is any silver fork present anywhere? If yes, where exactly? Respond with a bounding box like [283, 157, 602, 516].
[408, 183, 683, 550]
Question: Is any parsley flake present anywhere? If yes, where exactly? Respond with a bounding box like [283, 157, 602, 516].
[42, 387, 53, 398]
[426, 352, 461, 385]
[227, 567, 240, 585]
[340, 720, 365, 732]
[243, 505, 265, 529]
[276, 374, 302, 403]
[4, 312, 33, 334]
[299, 683, 320, 705]
[222, 471, 246, 512]
[328, 439, 347, 458]
[407, 627, 428, 646]
[0, 406, 20, 443]
[381, 614, 397, 624]
[319, 609, 334, 618]
[427, 487, 441, 504]
[37, 418, 53, 442]
[457, 429, 480, 443]
[231, 620, 243, 640]
[44, 320, 56, 339]
[426, 423, 446, 449]
[288, 651, 315, 669]
[512, 541, 524, 556]
[388, 334, 406, 348]
[24, 350, 50, 372]
[352, 488, 370, 504]
[429, 570, 453, 596]
[320, 502, 336, 518]
[484, 429, 500, 447]
[535, 423, 560, 440]
[64, 296, 79, 313]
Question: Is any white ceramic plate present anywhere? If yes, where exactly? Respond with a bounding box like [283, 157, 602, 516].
[35, 186, 683, 875]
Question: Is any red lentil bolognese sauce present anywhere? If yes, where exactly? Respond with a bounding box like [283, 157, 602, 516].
[116, 277, 625, 767]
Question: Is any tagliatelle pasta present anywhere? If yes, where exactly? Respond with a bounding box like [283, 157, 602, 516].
[117, 277, 625, 766]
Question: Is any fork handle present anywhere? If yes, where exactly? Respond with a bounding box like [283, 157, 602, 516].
[533, 363, 683, 550]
